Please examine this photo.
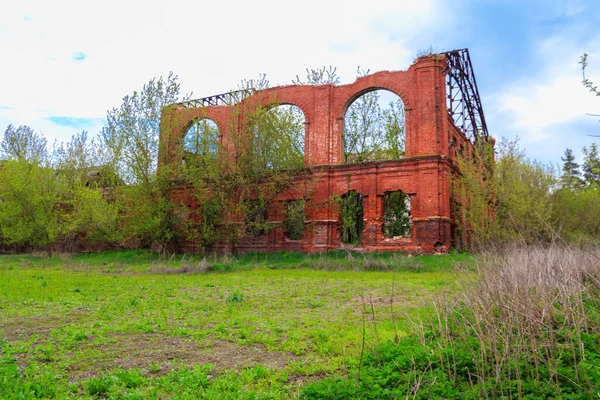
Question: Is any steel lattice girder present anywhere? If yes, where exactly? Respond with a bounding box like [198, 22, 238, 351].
[177, 89, 255, 108]
[443, 48, 489, 143]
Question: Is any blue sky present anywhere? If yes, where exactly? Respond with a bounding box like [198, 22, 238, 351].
[0, 0, 598, 165]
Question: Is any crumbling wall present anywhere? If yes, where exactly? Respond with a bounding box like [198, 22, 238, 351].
[158, 54, 492, 253]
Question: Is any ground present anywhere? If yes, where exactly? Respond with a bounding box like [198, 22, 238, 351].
[0, 250, 474, 399]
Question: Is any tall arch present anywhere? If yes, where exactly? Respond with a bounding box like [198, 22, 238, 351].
[342, 88, 406, 164]
[245, 103, 306, 171]
[182, 117, 220, 169]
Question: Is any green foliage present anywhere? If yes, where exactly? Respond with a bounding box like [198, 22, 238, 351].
[344, 69, 405, 163]
[454, 138, 600, 246]
[302, 247, 600, 399]
[243, 104, 305, 173]
[117, 180, 176, 250]
[551, 143, 600, 243]
[59, 184, 121, 246]
[184, 118, 219, 158]
[0, 160, 59, 248]
[86, 375, 117, 397]
[0, 73, 191, 252]
[582, 143, 600, 186]
[494, 139, 556, 242]
[338, 191, 364, 244]
[293, 66, 340, 85]
[303, 329, 600, 399]
[0, 127, 121, 251]
[226, 290, 244, 303]
[456, 138, 559, 246]
[186, 199, 224, 249]
[453, 143, 485, 247]
[580, 53, 600, 97]
[0, 124, 48, 164]
[284, 200, 305, 240]
[100, 72, 181, 185]
[98, 72, 186, 251]
[381, 99, 406, 160]
[0, 249, 470, 398]
[345, 94, 405, 163]
[560, 148, 583, 189]
[552, 184, 600, 242]
[382, 191, 411, 238]
[180, 85, 311, 249]
[243, 198, 269, 237]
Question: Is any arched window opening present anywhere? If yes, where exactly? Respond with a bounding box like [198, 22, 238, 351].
[183, 118, 219, 167]
[247, 104, 305, 172]
[284, 199, 305, 240]
[339, 190, 364, 244]
[383, 191, 412, 238]
[343, 90, 405, 164]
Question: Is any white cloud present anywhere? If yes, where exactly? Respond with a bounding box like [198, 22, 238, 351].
[0, 0, 445, 143]
[493, 33, 600, 161]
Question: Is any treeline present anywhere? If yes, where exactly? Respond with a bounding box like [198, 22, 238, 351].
[0, 74, 183, 253]
[0, 127, 121, 252]
[461, 139, 600, 246]
[0, 72, 321, 253]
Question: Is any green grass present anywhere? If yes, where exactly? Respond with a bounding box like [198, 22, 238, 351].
[0, 250, 474, 399]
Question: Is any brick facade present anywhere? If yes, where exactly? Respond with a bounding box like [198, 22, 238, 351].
[158, 54, 492, 253]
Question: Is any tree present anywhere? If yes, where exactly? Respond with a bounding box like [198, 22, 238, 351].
[0, 160, 58, 249]
[383, 191, 411, 238]
[0, 126, 122, 251]
[99, 72, 186, 251]
[580, 54, 600, 97]
[52, 131, 121, 248]
[580, 54, 600, 131]
[344, 86, 383, 162]
[1, 124, 48, 164]
[381, 99, 406, 159]
[339, 190, 364, 244]
[245, 105, 305, 172]
[344, 68, 406, 163]
[582, 143, 600, 186]
[293, 66, 340, 85]
[100, 72, 182, 185]
[456, 138, 557, 246]
[560, 148, 583, 189]
[495, 139, 557, 243]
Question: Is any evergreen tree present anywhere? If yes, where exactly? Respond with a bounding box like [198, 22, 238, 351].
[582, 143, 600, 187]
[560, 148, 582, 189]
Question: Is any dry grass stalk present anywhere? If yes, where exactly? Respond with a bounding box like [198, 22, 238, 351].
[425, 245, 600, 396]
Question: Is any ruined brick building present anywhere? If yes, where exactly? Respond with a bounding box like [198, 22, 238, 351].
[158, 49, 493, 253]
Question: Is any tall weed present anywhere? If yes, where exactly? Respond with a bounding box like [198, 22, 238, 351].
[303, 245, 600, 399]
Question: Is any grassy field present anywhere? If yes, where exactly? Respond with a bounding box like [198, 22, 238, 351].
[0, 250, 474, 399]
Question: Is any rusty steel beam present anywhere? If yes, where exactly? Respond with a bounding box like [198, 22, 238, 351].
[177, 88, 256, 108]
[443, 48, 489, 143]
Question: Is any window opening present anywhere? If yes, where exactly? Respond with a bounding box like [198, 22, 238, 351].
[339, 190, 364, 244]
[383, 191, 412, 238]
[344, 89, 405, 163]
[284, 199, 305, 240]
[183, 118, 219, 169]
[247, 104, 305, 171]
[244, 199, 268, 237]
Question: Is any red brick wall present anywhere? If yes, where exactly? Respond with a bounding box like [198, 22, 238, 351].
[158, 55, 489, 254]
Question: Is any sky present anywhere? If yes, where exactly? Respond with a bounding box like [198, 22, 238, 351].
[0, 0, 599, 166]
